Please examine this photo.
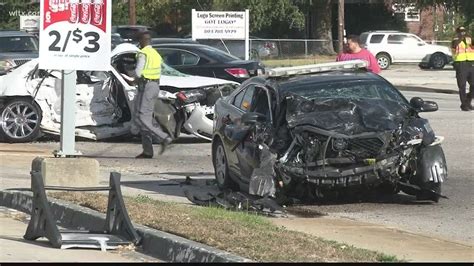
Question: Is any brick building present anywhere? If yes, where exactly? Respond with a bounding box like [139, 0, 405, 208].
[344, 0, 454, 41]
[391, 3, 450, 41]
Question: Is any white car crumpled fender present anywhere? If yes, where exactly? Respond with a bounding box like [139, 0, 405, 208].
[183, 103, 214, 141]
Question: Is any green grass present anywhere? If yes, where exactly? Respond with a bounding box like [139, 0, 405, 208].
[50, 192, 400, 262]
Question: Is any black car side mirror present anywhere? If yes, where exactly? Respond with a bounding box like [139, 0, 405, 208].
[410, 97, 438, 112]
[241, 112, 267, 125]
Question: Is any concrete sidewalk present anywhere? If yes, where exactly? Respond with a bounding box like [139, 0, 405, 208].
[380, 66, 459, 94]
[271, 217, 473, 262]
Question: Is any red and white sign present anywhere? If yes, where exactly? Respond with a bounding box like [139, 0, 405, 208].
[39, 0, 111, 71]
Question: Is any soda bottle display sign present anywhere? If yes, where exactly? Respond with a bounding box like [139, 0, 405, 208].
[39, 0, 111, 71]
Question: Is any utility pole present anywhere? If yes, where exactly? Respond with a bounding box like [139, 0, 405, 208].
[338, 0, 345, 53]
[129, 0, 136, 25]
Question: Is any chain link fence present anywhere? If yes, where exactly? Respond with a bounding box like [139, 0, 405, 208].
[199, 39, 339, 60]
[199, 38, 453, 66]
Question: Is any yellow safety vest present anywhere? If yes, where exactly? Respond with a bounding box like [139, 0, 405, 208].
[138, 46, 162, 79]
[453, 37, 474, 62]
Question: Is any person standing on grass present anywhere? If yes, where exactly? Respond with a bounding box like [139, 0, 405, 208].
[336, 34, 381, 74]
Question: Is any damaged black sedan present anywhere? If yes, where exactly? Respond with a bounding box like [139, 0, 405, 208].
[211, 60, 447, 203]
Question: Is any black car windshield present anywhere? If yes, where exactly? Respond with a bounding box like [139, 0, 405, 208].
[199, 46, 240, 62]
[285, 80, 410, 133]
[0, 36, 39, 52]
[288, 80, 407, 104]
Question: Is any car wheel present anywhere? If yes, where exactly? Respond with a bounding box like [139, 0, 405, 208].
[212, 138, 236, 189]
[430, 53, 446, 69]
[376, 53, 391, 70]
[419, 63, 430, 70]
[0, 98, 42, 143]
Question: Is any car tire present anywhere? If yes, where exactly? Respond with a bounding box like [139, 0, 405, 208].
[430, 53, 446, 69]
[376, 53, 391, 70]
[418, 63, 430, 70]
[0, 98, 42, 143]
[212, 138, 237, 190]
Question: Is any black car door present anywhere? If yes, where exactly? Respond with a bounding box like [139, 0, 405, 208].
[222, 84, 255, 182]
[223, 84, 273, 184]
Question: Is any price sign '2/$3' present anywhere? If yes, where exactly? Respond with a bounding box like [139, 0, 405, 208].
[39, 0, 111, 71]
[48, 28, 100, 53]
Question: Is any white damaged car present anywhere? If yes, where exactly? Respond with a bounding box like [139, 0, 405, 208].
[0, 43, 238, 142]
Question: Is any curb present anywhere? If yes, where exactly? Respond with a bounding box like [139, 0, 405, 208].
[0, 190, 252, 263]
[396, 85, 458, 95]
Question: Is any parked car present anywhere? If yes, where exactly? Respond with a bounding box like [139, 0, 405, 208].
[198, 36, 279, 60]
[212, 60, 447, 203]
[151, 38, 198, 45]
[111, 33, 125, 50]
[112, 25, 158, 43]
[360, 31, 452, 70]
[152, 43, 265, 83]
[0, 43, 238, 143]
[0, 30, 39, 75]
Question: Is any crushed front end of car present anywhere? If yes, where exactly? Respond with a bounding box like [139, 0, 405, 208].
[249, 95, 447, 202]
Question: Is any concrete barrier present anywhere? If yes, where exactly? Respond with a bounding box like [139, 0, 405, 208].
[31, 157, 99, 187]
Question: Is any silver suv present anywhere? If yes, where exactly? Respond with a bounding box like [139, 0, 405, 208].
[360, 31, 452, 70]
[0, 31, 39, 75]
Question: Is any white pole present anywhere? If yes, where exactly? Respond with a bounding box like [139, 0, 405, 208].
[191, 9, 196, 41]
[55, 70, 80, 157]
[244, 9, 249, 60]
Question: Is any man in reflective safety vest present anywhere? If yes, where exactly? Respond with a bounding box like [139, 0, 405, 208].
[452, 26, 474, 111]
[130, 31, 172, 158]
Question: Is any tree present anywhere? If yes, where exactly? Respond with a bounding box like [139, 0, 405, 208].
[309, 0, 336, 55]
[0, 0, 39, 30]
[211, 0, 305, 36]
[416, 0, 474, 23]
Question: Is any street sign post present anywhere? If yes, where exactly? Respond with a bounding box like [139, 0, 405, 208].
[39, 0, 111, 157]
[191, 9, 250, 60]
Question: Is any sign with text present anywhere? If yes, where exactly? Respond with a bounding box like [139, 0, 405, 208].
[192, 10, 248, 40]
[20, 16, 40, 31]
[39, 0, 111, 70]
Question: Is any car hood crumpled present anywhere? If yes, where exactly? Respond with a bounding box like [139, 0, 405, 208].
[285, 95, 410, 135]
